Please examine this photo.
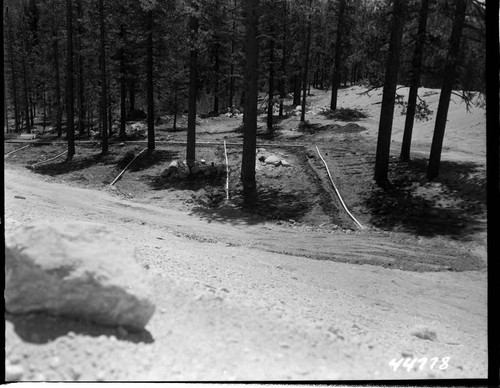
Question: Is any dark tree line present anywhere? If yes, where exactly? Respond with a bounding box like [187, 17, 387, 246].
[3, 0, 486, 200]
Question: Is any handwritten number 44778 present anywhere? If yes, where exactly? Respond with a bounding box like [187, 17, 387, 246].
[389, 357, 450, 372]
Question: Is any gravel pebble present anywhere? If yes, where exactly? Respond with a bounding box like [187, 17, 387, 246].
[70, 366, 82, 380]
[49, 356, 61, 368]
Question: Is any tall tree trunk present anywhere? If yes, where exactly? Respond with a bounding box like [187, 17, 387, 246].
[119, 25, 126, 139]
[76, 0, 84, 136]
[229, 0, 237, 110]
[108, 85, 113, 137]
[266, 33, 275, 132]
[293, 71, 301, 106]
[99, 0, 108, 153]
[53, 36, 63, 137]
[22, 60, 30, 132]
[29, 93, 35, 126]
[186, 5, 199, 168]
[300, 0, 313, 122]
[173, 82, 178, 131]
[241, 0, 259, 204]
[400, 0, 429, 162]
[330, 0, 345, 111]
[6, 7, 20, 133]
[66, 0, 75, 161]
[427, 0, 467, 180]
[373, 0, 406, 184]
[279, 0, 288, 117]
[213, 41, 220, 115]
[146, 10, 155, 151]
[43, 87, 46, 129]
[1, 4, 4, 135]
[129, 81, 136, 112]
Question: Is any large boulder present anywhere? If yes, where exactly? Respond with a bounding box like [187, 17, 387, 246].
[264, 155, 281, 166]
[5, 221, 155, 331]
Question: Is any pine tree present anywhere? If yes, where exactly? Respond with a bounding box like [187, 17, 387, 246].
[330, 0, 346, 111]
[186, 1, 199, 168]
[399, 0, 429, 162]
[427, 0, 467, 180]
[66, 0, 75, 161]
[99, 0, 108, 153]
[241, 0, 259, 204]
[374, 0, 407, 184]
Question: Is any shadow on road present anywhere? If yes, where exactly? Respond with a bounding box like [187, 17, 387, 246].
[6, 313, 154, 345]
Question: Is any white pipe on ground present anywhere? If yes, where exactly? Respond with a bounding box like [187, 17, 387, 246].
[4, 144, 30, 158]
[30, 150, 68, 168]
[223, 141, 230, 200]
[110, 148, 147, 186]
[316, 146, 365, 230]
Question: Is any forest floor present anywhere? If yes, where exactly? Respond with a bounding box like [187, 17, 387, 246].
[4, 85, 487, 381]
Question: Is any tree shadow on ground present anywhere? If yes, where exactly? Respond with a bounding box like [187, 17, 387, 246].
[189, 186, 313, 226]
[365, 158, 486, 239]
[145, 164, 226, 192]
[31, 152, 119, 176]
[298, 122, 366, 134]
[126, 149, 179, 172]
[256, 125, 283, 141]
[6, 313, 153, 345]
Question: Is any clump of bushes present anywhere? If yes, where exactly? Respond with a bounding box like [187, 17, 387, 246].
[319, 107, 368, 121]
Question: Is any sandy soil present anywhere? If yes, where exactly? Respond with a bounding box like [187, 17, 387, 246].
[4, 85, 487, 381]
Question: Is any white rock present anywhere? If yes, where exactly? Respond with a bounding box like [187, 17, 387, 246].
[281, 160, 291, 167]
[264, 155, 281, 166]
[5, 221, 155, 331]
[5, 363, 24, 381]
[160, 168, 171, 177]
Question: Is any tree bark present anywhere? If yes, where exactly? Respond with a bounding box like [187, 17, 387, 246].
[53, 35, 62, 137]
[66, 0, 75, 160]
[279, 0, 288, 117]
[228, 0, 237, 110]
[146, 10, 155, 151]
[129, 80, 136, 112]
[266, 33, 275, 132]
[99, 0, 108, 154]
[400, 0, 429, 162]
[22, 58, 30, 132]
[119, 25, 126, 139]
[213, 41, 220, 115]
[173, 82, 178, 131]
[6, 7, 20, 133]
[1, 4, 4, 135]
[186, 4, 199, 168]
[241, 0, 259, 204]
[427, 0, 467, 180]
[373, 0, 406, 184]
[330, 0, 345, 111]
[300, 0, 313, 122]
[76, 0, 85, 136]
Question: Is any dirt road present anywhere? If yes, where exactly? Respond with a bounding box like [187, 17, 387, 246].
[5, 164, 487, 380]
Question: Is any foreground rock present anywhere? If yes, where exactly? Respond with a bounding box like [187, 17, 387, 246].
[264, 155, 281, 166]
[5, 221, 155, 331]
